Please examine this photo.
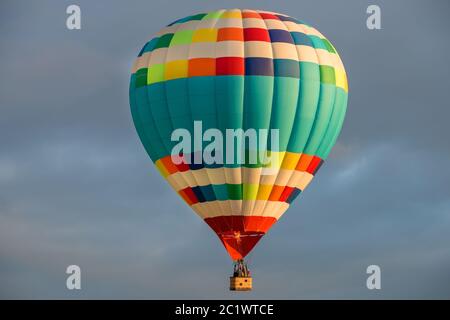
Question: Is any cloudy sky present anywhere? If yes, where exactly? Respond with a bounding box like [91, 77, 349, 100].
[1, 0, 449, 299]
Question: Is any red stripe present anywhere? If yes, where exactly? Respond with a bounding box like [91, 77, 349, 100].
[243, 28, 271, 42]
[279, 186, 295, 202]
[259, 13, 280, 20]
[179, 187, 198, 205]
[204, 215, 277, 260]
[160, 155, 179, 174]
[242, 11, 261, 19]
[216, 57, 245, 75]
[205, 215, 276, 234]
[169, 154, 190, 172]
[306, 156, 323, 175]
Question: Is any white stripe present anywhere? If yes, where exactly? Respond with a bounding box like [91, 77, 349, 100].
[191, 200, 287, 219]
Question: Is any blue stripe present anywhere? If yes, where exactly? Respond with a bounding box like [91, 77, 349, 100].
[199, 185, 216, 201]
[290, 32, 313, 47]
[269, 29, 294, 44]
[276, 15, 303, 24]
[274, 59, 300, 78]
[286, 188, 301, 204]
[188, 152, 205, 170]
[245, 58, 274, 76]
[191, 186, 206, 202]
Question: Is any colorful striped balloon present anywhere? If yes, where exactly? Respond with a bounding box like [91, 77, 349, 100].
[129, 9, 348, 260]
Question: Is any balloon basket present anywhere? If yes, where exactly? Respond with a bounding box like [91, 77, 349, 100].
[230, 276, 252, 291]
[230, 259, 252, 291]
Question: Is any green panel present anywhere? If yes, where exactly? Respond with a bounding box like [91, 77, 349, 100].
[147, 64, 165, 84]
[320, 65, 336, 85]
[140, 37, 159, 55]
[227, 184, 242, 200]
[154, 33, 174, 49]
[135, 68, 148, 88]
[186, 13, 207, 21]
[322, 38, 336, 53]
[203, 10, 223, 20]
[243, 184, 258, 200]
[171, 30, 194, 46]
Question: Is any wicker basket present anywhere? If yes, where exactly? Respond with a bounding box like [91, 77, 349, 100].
[229, 276, 252, 291]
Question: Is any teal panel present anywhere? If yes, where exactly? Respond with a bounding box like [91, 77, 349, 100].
[268, 77, 299, 152]
[304, 83, 337, 155]
[129, 75, 156, 160]
[146, 83, 175, 155]
[130, 77, 167, 160]
[212, 184, 228, 201]
[215, 76, 244, 168]
[165, 78, 193, 158]
[188, 77, 217, 167]
[243, 76, 274, 167]
[308, 35, 328, 51]
[322, 89, 348, 158]
[165, 79, 192, 128]
[287, 62, 321, 153]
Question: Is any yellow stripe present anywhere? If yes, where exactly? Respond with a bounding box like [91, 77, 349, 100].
[164, 60, 188, 80]
[256, 184, 273, 200]
[262, 151, 285, 169]
[281, 152, 301, 170]
[155, 160, 169, 178]
[335, 68, 348, 92]
[192, 29, 217, 42]
[220, 10, 242, 19]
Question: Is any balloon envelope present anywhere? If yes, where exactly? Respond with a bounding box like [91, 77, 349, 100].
[129, 9, 348, 260]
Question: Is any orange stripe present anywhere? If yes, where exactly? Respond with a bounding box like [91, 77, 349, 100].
[268, 185, 284, 201]
[217, 27, 244, 41]
[242, 11, 261, 19]
[160, 155, 179, 174]
[188, 58, 216, 76]
[296, 154, 314, 171]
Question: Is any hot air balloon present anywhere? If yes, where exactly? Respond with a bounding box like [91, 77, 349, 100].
[129, 9, 348, 291]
